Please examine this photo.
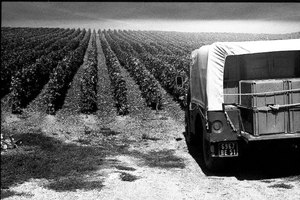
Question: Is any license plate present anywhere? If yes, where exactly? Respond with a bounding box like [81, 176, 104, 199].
[218, 142, 238, 157]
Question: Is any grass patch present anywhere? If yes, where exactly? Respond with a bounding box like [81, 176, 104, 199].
[132, 149, 185, 169]
[141, 133, 160, 141]
[119, 172, 139, 182]
[260, 180, 273, 183]
[159, 117, 168, 120]
[268, 183, 294, 189]
[1, 131, 107, 191]
[115, 165, 136, 171]
[47, 177, 104, 191]
[0, 189, 33, 199]
[12, 132, 60, 151]
[77, 137, 92, 145]
[100, 128, 121, 137]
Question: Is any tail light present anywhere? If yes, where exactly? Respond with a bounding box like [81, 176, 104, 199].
[212, 120, 223, 133]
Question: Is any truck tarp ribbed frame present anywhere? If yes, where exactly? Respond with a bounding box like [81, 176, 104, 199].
[190, 39, 300, 111]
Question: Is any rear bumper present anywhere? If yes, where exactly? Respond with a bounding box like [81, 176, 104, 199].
[239, 131, 300, 143]
[210, 132, 300, 157]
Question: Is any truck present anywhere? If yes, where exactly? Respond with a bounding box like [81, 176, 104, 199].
[185, 39, 300, 171]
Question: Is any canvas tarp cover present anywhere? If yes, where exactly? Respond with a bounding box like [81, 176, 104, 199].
[190, 39, 300, 111]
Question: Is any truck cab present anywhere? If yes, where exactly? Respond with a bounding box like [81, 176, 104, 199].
[186, 39, 300, 171]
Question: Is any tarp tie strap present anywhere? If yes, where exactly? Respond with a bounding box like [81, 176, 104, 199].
[265, 103, 300, 111]
[237, 103, 300, 111]
[223, 88, 300, 96]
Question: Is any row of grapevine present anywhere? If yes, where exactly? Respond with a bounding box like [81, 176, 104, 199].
[134, 30, 190, 54]
[1, 27, 57, 41]
[104, 31, 136, 58]
[46, 29, 91, 115]
[3, 28, 63, 58]
[116, 30, 190, 76]
[125, 30, 187, 57]
[139, 53, 188, 106]
[1, 28, 63, 67]
[123, 30, 174, 56]
[127, 30, 189, 52]
[2, 28, 71, 66]
[3, 27, 298, 116]
[104, 31, 162, 109]
[123, 30, 191, 74]
[109, 30, 188, 107]
[150, 31, 299, 52]
[141, 31, 191, 54]
[1, 28, 59, 54]
[99, 31, 129, 115]
[110, 31, 137, 57]
[10, 29, 85, 113]
[156, 54, 190, 75]
[119, 30, 160, 56]
[1, 28, 76, 98]
[79, 30, 98, 114]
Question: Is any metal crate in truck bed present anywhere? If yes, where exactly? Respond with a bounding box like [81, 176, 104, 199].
[289, 108, 300, 133]
[239, 79, 288, 108]
[286, 78, 300, 105]
[239, 78, 300, 136]
[286, 78, 300, 133]
[240, 107, 288, 136]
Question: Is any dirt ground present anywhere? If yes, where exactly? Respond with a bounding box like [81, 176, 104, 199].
[1, 106, 300, 200]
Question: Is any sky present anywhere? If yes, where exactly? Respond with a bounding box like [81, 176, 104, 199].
[2, 2, 300, 34]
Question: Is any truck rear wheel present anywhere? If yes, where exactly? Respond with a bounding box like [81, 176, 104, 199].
[197, 118, 224, 172]
[185, 89, 197, 145]
[202, 134, 223, 172]
[186, 123, 199, 146]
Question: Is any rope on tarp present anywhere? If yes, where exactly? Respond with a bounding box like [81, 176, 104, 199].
[266, 103, 300, 111]
[223, 88, 300, 96]
[237, 103, 300, 112]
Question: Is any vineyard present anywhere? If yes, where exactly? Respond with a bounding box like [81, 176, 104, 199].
[1, 27, 300, 199]
[2, 27, 298, 116]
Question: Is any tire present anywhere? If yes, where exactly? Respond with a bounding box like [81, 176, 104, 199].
[185, 112, 193, 145]
[197, 118, 224, 172]
[185, 89, 198, 145]
[186, 128, 198, 146]
[186, 113, 200, 146]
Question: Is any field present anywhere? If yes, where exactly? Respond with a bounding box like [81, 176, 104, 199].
[1, 27, 300, 200]
[2, 27, 300, 115]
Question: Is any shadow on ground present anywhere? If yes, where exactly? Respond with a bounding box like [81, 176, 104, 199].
[1, 190, 34, 199]
[131, 149, 185, 169]
[1, 127, 186, 199]
[185, 132, 300, 180]
[1, 129, 109, 198]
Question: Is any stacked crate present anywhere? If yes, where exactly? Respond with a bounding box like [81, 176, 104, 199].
[224, 82, 239, 104]
[238, 78, 300, 136]
[286, 78, 300, 133]
[239, 79, 288, 136]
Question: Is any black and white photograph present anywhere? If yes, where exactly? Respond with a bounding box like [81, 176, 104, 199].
[1, 1, 300, 200]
